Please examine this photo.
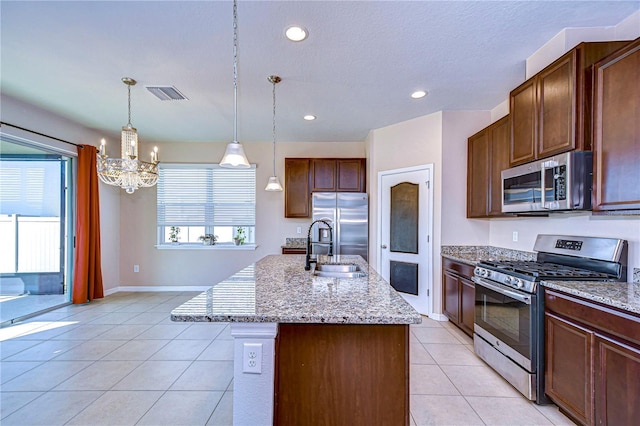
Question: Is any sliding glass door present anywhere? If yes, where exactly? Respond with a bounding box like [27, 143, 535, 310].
[0, 136, 74, 325]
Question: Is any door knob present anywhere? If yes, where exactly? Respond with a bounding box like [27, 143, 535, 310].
[381, 244, 387, 249]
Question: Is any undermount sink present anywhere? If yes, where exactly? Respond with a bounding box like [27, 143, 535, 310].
[313, 263, 366, 278]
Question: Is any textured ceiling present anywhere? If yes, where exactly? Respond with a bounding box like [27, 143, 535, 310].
[1, 1, 638, 144]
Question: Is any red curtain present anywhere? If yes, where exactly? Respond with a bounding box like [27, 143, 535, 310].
[72, 145, 104, 304]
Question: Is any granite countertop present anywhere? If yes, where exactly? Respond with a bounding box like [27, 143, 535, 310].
[542, 280, 640, 315]
[441, 245, 536, 265]
[171, 254, 422, 325]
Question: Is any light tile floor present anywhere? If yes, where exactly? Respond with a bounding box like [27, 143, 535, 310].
[0, 292, 574, 425]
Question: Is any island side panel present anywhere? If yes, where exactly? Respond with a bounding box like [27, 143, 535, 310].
[274, 323, 409, 426]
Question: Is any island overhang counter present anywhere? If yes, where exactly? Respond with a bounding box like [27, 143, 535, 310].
[171, 254, 421, 426]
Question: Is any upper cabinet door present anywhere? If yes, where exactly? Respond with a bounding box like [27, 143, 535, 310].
[284, 158, 311, 218]
[489, 116, 511, 216]
[592, 38, 640, 213]
[336, 159, 366, 192]
[310, 159, 337, 192]
[467, 128, 490, 218]
[510, 78, 537, 166]
[538, 51, 576, 158]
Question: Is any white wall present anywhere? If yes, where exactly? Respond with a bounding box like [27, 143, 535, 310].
[367, 112, 443, 270]
[441, 111, 492, 246]
[1, 93, 121, 292]
[367, 110, 491, 315]
[117, 140, 365, 288]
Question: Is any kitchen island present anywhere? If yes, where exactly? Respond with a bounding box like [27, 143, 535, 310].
[172, 254, 421, 426]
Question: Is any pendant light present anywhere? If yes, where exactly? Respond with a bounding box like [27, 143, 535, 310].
[265, 75, 283, 191]
[219, 0, 250, 168]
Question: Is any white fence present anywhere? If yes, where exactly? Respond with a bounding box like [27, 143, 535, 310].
[0, 215, 60, 273]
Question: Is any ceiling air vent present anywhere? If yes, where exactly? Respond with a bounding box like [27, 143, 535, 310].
[145, 85, 188, 101]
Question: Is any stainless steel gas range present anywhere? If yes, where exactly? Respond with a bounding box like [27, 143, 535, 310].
[472, 235, 628, 404]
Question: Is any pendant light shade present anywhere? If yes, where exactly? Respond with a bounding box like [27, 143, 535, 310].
[220, 140, 250, 168]
[265, 75, 283, 191]
[265, 176, 283, 191]
[219, 0, 250, 168]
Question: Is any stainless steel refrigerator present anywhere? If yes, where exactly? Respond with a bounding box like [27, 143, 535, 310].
[311, 192, 368, 261]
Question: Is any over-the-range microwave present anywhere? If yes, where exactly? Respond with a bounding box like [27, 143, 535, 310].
[501, 151, 592, 213]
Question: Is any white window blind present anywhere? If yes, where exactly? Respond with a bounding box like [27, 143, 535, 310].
[212, 167, 256, 226]
[157, 164, 255, 227]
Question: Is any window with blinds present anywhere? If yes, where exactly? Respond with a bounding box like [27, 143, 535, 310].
[157, 164, 256, 246]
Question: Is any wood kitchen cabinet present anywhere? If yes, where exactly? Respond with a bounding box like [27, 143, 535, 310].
[284, 158, 310, 218]
[281, 247, 306, 254]
[509, 41, 628, 167]
[545, 312, 593, 425]
[592, 37, 640, 214]
[274, 323, 409, 425]
[442, 258, 475, 337]
[467, 115, 511, 218]
[544, 288, 640, 425]
[285, 158, 366, 218]
[310, 158, 366, 192]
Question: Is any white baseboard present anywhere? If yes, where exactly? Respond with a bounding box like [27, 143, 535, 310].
[104, 286, 210, 296]
[428, 312, 449, 322]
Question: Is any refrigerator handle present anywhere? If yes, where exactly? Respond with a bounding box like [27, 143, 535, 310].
[335, 207, 340, 256]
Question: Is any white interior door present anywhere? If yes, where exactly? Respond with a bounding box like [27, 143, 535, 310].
[378, 165, 433, 316]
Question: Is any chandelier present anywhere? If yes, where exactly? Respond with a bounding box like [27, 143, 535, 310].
[265, 75, 283, 191]
[97, 77, 159, 194]
[219, 0, 250, 168]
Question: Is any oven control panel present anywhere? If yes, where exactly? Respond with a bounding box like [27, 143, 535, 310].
[555, 239, 583, 251]
[474, 266, 535, 293]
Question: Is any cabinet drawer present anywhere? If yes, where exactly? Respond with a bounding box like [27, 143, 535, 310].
[442, 258, 475, 278]
[545, 289, 640, 346]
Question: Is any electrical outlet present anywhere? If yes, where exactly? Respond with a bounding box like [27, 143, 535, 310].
[512, 231, 518, 242]
[243, 343, 262, 374]
[133, 264, 140, 273]
[297, 226, 302, 234]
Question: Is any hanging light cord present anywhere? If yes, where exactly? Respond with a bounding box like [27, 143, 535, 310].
[272, 79, 277, 175]
[232, 0, 238, 144]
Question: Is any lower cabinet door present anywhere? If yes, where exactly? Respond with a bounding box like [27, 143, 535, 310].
[443, 272, 460, 324]
[459, 277, 475, 337]
[594, 333, 640, 426]
[545, 312, 593, 425]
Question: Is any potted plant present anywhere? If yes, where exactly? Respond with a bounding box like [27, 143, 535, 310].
[234, 227, 246, 245]
[169, 226, 181, 244]
[198, 234, 217, 245]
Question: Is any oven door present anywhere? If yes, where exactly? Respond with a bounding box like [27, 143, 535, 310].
[473, 276, 535, 372]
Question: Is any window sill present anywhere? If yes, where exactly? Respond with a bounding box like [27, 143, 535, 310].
[156, 244, 257, 251]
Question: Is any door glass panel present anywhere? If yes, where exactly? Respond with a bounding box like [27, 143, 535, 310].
[390, 182, 418, 254]
[0, 137, 72, 324]
[390, 261, 418, 295]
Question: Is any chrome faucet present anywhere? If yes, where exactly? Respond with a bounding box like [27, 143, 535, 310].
[305, 219, 333, 270]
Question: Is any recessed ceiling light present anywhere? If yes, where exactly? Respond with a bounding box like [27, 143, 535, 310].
[411, 90, 428, 99]
[303, 115, 316, 121]
[285, 26, 308, 42]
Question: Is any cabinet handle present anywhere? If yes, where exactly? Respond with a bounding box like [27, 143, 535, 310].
[381, 244, 388, 249]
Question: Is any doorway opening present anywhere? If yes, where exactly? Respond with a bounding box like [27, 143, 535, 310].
[0, 135, 74, 325]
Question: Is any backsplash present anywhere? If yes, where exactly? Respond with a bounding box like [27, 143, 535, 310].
[284, 238, 307, 248]
[634, 268, 640, 283]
